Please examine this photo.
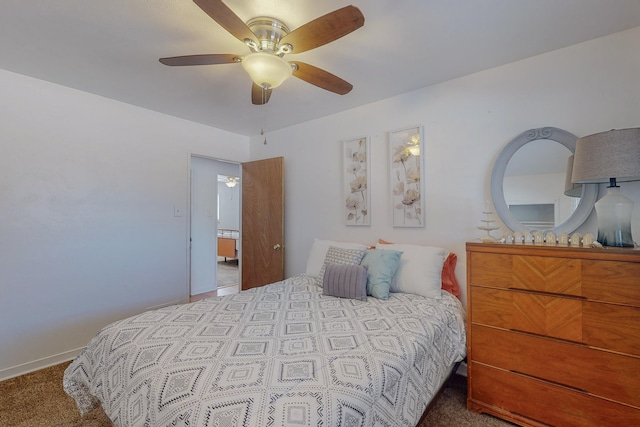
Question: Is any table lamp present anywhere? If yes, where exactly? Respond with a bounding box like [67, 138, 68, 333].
[571, 128, 640, 247]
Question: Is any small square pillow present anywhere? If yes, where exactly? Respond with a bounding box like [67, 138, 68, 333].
[375, 242, 446, 298]
[360, 249, 403, 300]
[323, 263, 368, 301]
[305, 239, 368, 278]
[317, 246, 366, 286]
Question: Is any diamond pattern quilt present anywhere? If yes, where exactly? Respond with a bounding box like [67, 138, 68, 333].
[64, 274, 466, 426]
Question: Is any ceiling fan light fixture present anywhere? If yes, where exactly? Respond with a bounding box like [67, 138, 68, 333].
[160, 4, 364, 104]
[225, 176, 238, 188]
[241, 52, 292, 89]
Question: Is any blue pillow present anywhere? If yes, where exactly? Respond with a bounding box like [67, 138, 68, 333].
[360, 249, 403, 299]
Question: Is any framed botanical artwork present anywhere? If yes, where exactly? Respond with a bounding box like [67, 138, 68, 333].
[389, 125, 424, 227]
[343, 136, 370, 226]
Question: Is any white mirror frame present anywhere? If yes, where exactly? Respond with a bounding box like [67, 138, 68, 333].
[490, 127, 598, 234]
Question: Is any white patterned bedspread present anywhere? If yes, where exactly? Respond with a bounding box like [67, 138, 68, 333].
[64, 274, 466, 427]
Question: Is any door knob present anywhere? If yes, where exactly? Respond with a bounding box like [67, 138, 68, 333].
[273, 244, 281, 250]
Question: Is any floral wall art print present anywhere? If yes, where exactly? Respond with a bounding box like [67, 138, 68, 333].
[390, 126, 425, 227]
[343, 137, 370, 226]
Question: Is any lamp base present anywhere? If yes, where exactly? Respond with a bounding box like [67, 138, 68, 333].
[595, 186, 635, 247]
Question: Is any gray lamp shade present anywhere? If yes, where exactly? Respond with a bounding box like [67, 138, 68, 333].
[564, 155, 582, 197]
[572, 128, 640, 184]
[571, 127, 640, 247]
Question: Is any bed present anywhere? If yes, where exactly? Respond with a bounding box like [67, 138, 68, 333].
[64, 240, 466, 426]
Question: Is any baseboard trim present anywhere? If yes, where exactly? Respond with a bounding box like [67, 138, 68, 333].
[146, 299, 183, 311]
[0, 347, 84, 382]
[190, 286, 217, 297]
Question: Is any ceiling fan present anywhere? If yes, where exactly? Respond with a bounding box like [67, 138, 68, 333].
[160, 0, 365, 105]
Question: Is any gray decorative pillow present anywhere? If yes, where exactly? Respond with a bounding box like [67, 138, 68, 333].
[317, 246, 366, 286]
[323, 263, 368, 301]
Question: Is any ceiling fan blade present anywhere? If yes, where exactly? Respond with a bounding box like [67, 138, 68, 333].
[280, 5, 364, 54]
[159, 54, 239, 66]
[291, 62, 353, 95]
[251, 83, 272, 105]
[194, 0, 257, 44]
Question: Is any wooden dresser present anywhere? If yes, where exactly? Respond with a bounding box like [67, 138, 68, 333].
[466, 242, 640, 427]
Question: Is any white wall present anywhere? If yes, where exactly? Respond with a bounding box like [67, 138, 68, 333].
[249, 27, 640, 307]
[218, 181, 240, 230]
[0, 70, 249, 379]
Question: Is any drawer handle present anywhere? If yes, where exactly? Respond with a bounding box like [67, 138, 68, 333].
[511, 370, 589, 394]
[509, 329, 587, 347]
[507, 287, 587, 300]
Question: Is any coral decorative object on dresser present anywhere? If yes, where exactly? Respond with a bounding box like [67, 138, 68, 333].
[466, 242, 640, 427]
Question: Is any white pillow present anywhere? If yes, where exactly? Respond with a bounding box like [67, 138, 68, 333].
[305, 238, 368, 278]
[376, 243, 446, 298]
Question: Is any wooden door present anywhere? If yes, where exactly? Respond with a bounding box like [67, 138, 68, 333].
[241, 157, 284, 290]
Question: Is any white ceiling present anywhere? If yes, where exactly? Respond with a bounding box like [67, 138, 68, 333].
[3, 0, 640, 137]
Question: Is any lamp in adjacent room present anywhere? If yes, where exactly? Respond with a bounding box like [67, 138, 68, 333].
[571, 128, 640, 247]
[225, 177, 238, 188]
[563, 155, 582, 197]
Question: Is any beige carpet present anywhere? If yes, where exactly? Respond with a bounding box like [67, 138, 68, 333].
[0, 362, 110, 427]
[0, 362, 514, 426]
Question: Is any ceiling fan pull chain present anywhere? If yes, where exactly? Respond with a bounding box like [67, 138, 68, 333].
[262, 87, 268, 145]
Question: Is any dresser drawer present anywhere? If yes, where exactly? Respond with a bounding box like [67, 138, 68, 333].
[469, 252, 582, 296]
[584, 301, 640, 356]
[469, 251, 640, 306]
[469, 363, 640, 427]
[582, 260, 640, 306]
[471, 287, 640, 355]
[469, 252, 513, 288]
[470, 287, 583, 342]
[471, 325, 640, 408]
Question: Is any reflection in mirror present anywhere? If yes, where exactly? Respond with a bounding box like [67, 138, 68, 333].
[563, 155, 582, 197]
[503, 139, 577, 229]
[490, 127, 598, 235]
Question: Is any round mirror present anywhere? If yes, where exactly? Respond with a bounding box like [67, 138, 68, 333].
[490, 127, 598, 234]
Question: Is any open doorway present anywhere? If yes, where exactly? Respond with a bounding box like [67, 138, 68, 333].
[215, 175, 240, 294]
[189, 156, 240, 300]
